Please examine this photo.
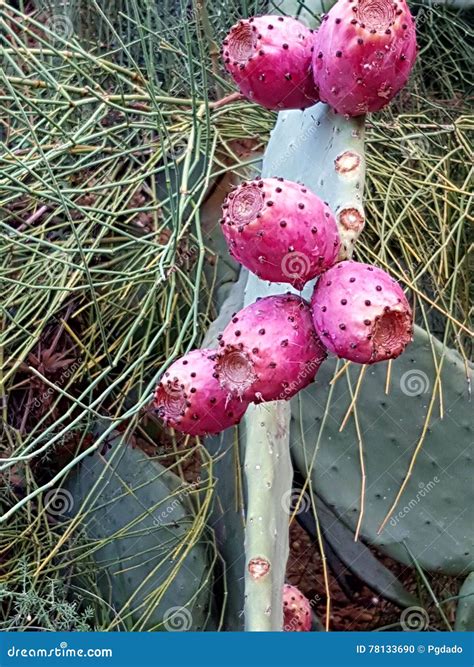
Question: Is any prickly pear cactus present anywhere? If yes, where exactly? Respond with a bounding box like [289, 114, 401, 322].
[291, 325, 473, 574]
[220, 177, 340, 287]
[237, 0, 365, 631]
[203, 275, 248, 631]
[215, 294, 326, 402]
[65, 438, 216, 631]
[154, 348, 249, 435]
[311, 260, 413, 364]
[455, 573, 474, 631]
[282, 584, 312, 631]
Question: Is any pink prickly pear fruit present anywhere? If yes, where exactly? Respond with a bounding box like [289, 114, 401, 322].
[215, 294, 327, 402]
[283, 584, 312, 631]
[222, 15, 319, 110]
[311, 261, 413, 364]
[312, 0, 417, 116]
[221, 177, 340, 289]
[154, 349, 249, 436]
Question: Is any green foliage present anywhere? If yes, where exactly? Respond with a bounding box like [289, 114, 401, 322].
[0, 558, 94, 631]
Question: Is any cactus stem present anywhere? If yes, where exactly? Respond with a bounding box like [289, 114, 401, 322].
[243, 400, 292, 630]
[240, 0, 366, 631]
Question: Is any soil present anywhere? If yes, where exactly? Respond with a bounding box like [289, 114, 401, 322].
[286, 519, 458, 632]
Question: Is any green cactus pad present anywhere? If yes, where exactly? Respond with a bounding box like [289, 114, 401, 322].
[291, 325, 473, 575]
[455, 572, 474, 631]
[65, 440, 215, 631]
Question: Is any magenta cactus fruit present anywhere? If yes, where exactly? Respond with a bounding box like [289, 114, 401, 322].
[312, 0, 417, 116]
[311, 261, 413, 364]
[222, 15, 319, 110]
[215, 294, 326, 402]
[283, 584, 312, 632]
[154, 349, 248, 436]
[221, 177, 340, 289]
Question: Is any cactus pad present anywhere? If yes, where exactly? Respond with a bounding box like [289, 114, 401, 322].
[65, 441, 215, 630]
[291, 325, 473, 574]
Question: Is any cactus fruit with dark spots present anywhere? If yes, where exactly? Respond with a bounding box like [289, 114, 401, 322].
[311, 261, 413, 364]
[220, 177, 340, 289]
[154, 349, 249, 436]
[215, 294, 327, 402]
[222, 15, 319, 110]
[283, 584, 312, 631]
[312, 0, 417, 116]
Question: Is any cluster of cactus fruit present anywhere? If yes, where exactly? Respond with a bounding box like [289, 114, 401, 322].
[155, 255, 412, 434]
[36, 0, 471, 637]
[154, 0, 416, 440]
[222, 0, 417, 115]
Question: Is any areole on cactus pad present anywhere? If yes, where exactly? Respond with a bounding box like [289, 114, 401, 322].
[154, 349, 249, 436]
[215, 294, 327, 402]
[222, 15, 319, 110]
[220, 177, 340, 289]
[311, 261, 413, 364]
[312, 0, 417, 116]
